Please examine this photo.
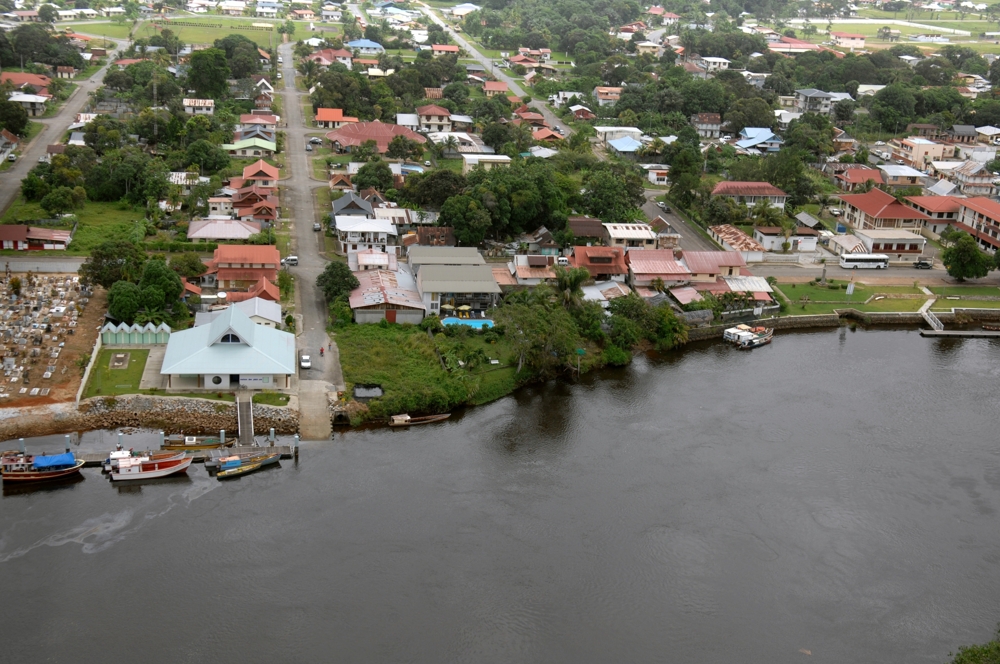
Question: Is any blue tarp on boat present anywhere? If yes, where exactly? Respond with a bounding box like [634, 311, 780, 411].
[33, 453, 76, 469]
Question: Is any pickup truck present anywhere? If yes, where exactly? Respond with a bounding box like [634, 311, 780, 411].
[913, 259, 933, 269]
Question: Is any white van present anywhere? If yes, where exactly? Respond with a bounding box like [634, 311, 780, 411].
[282, 256, 298, 266]
[556, 256, 570, 266]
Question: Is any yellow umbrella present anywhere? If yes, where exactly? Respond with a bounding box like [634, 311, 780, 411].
[456, 305, 472, 311]
[440, 304, 454, 310]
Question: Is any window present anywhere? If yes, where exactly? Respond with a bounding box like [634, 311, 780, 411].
[220, 333, 241, 343]
[212, 376, 222, 385]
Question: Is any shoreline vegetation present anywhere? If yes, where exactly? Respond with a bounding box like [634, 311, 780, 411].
[332, 280, 1000, 425]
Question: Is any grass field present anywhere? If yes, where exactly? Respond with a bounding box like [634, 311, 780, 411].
[932, 300, 1000, 310]
[132, 18, 281, 47]
[68, 21, 137, 40]
[41, 84, 77, 118]
[777, 281, 924, 303]
[83, 348, 149, 398]
[930, 285, 1000, 297]
[1, 200, 145, 255]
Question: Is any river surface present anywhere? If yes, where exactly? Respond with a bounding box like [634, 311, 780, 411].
[2, 328, 1000, 663]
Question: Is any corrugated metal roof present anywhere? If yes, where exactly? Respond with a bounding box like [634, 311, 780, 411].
[408, 246, 484, 265]
[681, 250, 747, 273]
[418, 264, 500, 294]
[723, 275, 773, 293]
[162, 305, 295, 375]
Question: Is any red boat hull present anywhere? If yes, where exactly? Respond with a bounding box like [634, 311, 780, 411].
[1, 460, 86, 483]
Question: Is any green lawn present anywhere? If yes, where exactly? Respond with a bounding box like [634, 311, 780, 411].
[41, 84, 77, 118]
[83, 349, 149, 398]
[68, 21, 138, 40]
[932, 300, 1000, 310]
[23, 120, 44, 145]
[784, 298, 926, 315]
[436, 158, 463, 172]
[129, 17, 281, 47]
[2, 199, 145, 255]
[253, 391, 290, 406]
[75, 63, 103, 80]
[930, 285, 1000, 297]
[777, 281, 923, 303]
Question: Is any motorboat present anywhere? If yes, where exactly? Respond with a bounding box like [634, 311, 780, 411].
[1, 451, 85, 483]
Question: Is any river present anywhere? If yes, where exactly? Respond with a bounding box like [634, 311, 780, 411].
[1, 328, 999, 663]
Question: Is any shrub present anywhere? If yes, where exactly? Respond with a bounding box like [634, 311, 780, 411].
[603, 344, 631, 366]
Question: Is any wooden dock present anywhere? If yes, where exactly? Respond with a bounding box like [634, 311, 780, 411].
[77, 445, 294, 468]
[919, 329, 1000, 338]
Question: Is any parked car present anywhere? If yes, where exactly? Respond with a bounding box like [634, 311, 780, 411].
[38, 156, 46, 163]
[656, 201, 666, 209]
[282, 256, 298, 266]
[875, 140, 886, 146]
[6, 154, 15, 162]
[423, 160, 431, 166]
[306, 144, 312, 151]
[662, 206, 672, 213]
[313, 223, 321, 231]
[300, 354, 311, 369]
[829, 208, 842, 217]
[309, 137, 323, 144]
[913, 258, 933, 269]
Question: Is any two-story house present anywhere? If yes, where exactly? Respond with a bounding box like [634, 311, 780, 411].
[951, 160, 996, 196]
[955, 197, 1000, 253]
[711, 181, 788, 210]
[831, 32, 865, 49]
[602, 223, 657, 251]
[183, 98, 215, 115]
[335, 216, 398, 255]
[415, 104, 452, 133]
[839, 187, 931, 230]
[878, 164, 927, 190]
[795, 88, 835, 115]
[315, 107, 359, 129]
[690, 112, 722, 138]
[206, 245, 281, 289]
[593, 86, 623, 107]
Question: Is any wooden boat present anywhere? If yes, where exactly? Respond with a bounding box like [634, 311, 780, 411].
[109, 454, 193, 481]
[205, 448, 265, 470]
[103, 448, 185, 472]
[216, 453, 280, 480]
[389, 413, 451, 427]
[983, 324, 1000, 331]
[161, 436, 232, 451]
[737, 328, 774, 349]
[1, 451, 85, 483]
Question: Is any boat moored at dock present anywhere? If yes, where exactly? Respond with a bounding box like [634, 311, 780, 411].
[1, 451, 86, 483]
[724, 324, 774, 349]
[161, 435, 232, 452]
[108, 454, 193, 481]
[216, 452, 280, 480]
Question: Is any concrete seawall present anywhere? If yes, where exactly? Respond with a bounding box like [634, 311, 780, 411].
[686, 308, 1000, 342]
[0, 395, 299, 441]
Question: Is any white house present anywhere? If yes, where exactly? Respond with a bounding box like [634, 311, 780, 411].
[335, 215, 398, 255]
[752, 226, 820, 252]
[183, 98, 215, 115]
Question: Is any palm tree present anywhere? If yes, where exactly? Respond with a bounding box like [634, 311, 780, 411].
[443, 135, 459, 156]
[554, 266, 589, 308]
[817, 194, 831, 217]
[750, 199, 783, 227]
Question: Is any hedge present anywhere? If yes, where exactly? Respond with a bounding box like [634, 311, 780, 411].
[143, 241, 219, 252]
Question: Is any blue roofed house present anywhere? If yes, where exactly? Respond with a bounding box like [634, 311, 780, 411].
[346, 39, 385, 55]
[160, 304, 296, 391]
[735, 127, 783, 152]
[607, 136, 643, 159]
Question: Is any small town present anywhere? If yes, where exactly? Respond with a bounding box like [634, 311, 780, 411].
[2, 0, 1000, 660]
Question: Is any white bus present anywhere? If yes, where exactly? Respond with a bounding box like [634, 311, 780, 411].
[839, 253, 889, 269]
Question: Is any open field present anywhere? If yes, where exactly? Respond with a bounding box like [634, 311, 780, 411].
[929, 285, 1000, 297]
[132, 17, 281, 47]
[932, 300, 1000, 310]
[67, 21, 137, 40]
[83, 348, 149, 399]
[1, 200, 144, 255]
[777, 281, 924, 303]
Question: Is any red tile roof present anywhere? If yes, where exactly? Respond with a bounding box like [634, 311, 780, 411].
[626, 249, 691, 279]
[1, 72, 51, 89]
[416, 104, 450, 116]
[837, 169, 884, 184]
[216, 268, 278, 282]
[958, 196, 1000, 220]
[325, 120, 426, 153]
[905, 195, 962, 213]
[568, 246, 627, 277]
[240, 113, 278, 124]
[242, 159, 279, 180]
[431, 44, 459, 52]
[315, 107, 358, 123]
[228, 277, 279, 302]
[532, 128, 562, 141]
[213, 244, 281, 265]
[712, 181, 787, 197]
[484, 81, 508, 92]
[840, 188, 930, 220]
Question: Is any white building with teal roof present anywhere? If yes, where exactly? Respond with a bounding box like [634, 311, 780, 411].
[160, 305, 296, 390]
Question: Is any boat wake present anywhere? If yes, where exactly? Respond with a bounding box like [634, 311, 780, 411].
[0, 475, 219, 561]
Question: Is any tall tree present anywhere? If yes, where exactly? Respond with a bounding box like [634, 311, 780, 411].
[354, 159, 394, 191]
[317, 261, 359, 301]
[187, 48, 230, 98]
[941, 233, 993, 281]
[79, 240, 147, 288]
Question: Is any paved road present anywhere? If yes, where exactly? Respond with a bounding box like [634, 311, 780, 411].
[414, 2, 570, 134]
[642, 189, 719, 252]
[280, 41, 340, 439]
[0, 37, 125, 215]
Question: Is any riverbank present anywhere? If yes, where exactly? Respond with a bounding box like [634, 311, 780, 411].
[0, 394, 299, 441]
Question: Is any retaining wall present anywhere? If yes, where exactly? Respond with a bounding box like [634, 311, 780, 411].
[0, 395, 299, 441]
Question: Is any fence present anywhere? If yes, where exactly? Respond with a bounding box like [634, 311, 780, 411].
[75, 333, 102, 405]
[100, 322, 171, 345]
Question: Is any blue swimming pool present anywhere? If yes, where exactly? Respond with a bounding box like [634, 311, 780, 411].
[441, 317, 494, 329]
